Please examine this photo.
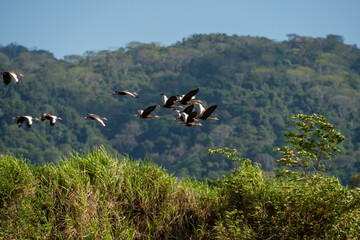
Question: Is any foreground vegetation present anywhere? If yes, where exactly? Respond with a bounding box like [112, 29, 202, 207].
[1, 146, 359, 239]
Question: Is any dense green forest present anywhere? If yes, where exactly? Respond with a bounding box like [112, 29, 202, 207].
[1, 33, 360, 184]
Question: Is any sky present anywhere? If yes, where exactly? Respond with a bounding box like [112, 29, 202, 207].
[1, 0, 360, 59]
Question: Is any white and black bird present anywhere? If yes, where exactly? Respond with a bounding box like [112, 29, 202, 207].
[134, 105, 160, 119]
[112, 90, 139, 98]
[12, 115, 40, 128]
[1, 71, 24, 85]
[195, 103, 219, 121]
[176, 88, 202, 105]
[84, 113, 107, 127]
[40, 113, 63, 126]
[173, 104, 195, 121]
[180, 111, 202, 127]
[159, 94, 183, 109]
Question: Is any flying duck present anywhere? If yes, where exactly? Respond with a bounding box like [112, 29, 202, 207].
[195, 103, 219, 121]
[180, 111, 202, 127]
[134, 105, 159, 118]
[173, 104, 195, 121]
[1, 71, 24, 85]
[159, 94, 183, 109]
[176, 88, 202, 105]
[84, 113, 107, 127]
[112, 90, 139, 98]
[12, 115, 40, 128]
[40, 113, 63, 126]
[176, 94, 195, 102]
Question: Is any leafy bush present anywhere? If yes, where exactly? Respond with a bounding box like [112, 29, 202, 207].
[209, 147, 360, 239]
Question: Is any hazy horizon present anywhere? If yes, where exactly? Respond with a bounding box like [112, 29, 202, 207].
[2, 0, 359, 59]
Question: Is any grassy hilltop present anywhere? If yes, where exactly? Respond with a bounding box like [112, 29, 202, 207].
[1, 146, 359, 239]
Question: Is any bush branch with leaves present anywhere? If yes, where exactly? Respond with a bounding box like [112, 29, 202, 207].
[274, 114, 345, 177]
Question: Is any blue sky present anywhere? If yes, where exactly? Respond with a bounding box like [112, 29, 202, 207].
[2, 0, 359, 59]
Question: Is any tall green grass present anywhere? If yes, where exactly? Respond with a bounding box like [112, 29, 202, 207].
[0, 147, 220, 239]
[0, 147, 359, 239]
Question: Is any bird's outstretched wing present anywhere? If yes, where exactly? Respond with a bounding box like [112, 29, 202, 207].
[9, 72, 19, 84]
[201, 105, 217, 119]
[3, 72, 11, 85]
[183, 104, 194, 114]
[181, 88, 199, 103]
[164, 96, 177, 107]
[95, 117, 106, 127]
[141, 105, 157, 117]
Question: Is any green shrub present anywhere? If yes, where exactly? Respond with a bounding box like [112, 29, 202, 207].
[209, 147, 360, 239]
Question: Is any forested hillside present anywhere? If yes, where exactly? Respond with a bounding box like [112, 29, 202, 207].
[1, 34, 360, 184]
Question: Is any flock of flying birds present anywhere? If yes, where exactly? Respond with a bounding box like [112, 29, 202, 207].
[1, 70, 219, 129]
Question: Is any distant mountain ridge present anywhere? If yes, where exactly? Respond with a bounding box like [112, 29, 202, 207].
[0, 43, 54, 60]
